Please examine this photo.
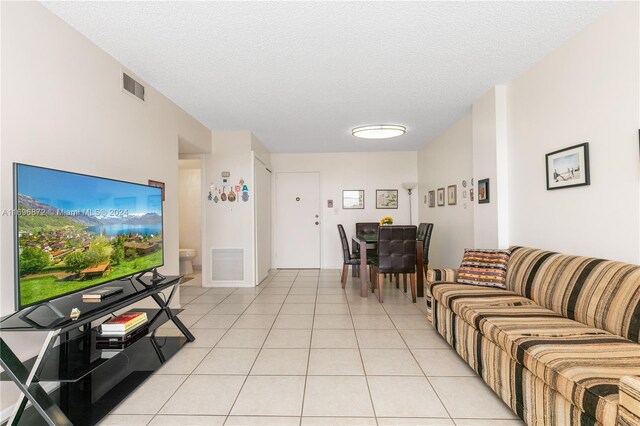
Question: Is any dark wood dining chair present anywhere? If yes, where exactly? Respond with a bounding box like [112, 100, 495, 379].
[368, 225, 417, 303]
[351, 222, 379, 277]
[337, 224, 361, 288]
[417, 223, 434, 282]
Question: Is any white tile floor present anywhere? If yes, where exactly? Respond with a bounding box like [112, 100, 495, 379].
[100, 270, 524, 426]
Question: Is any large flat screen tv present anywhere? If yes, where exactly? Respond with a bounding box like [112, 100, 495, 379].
[14, 163, 164, 309]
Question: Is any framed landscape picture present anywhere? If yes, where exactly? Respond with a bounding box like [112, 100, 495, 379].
[342, 190, 365, 209]
[447, 185, 457, 205]
[376, 189, 398, 209]
[428, 190, 435, 208]
[148, 180, 165, 201]
[545, 143, 590, 190]
[478, 178, 489, 204]
[437, 188, 445, 206]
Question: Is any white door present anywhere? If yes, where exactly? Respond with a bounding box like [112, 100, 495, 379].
[254, 158, 272, 284]
[275, 172, 320, 268]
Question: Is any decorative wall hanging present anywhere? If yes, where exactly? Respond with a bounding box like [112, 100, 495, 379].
[437, 188, 445, 206]
[478, 179, 490, 204]
[428, 190, 435, 208]
[470, 188, 474, 201]
[343, 190, 364, 209]
[148, 180, 165, 201]
[545, 142, 590, 190]
[447, 185, 457, 206]
[376, 189, 398, 209]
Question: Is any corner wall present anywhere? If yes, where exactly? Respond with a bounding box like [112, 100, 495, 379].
[270, 152, 418, 270]
[200, 132, 271, 287]
[417, 113, 474, 269]
[417, 2, 640, 265]
[0, 1, 210, 415]
[507, 2, 639, 263]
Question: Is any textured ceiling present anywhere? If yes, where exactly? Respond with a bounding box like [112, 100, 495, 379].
[42, 1, 613, 153]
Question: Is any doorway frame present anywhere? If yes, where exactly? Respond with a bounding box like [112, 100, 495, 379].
[252, 152, 273, 286]
[273, 171, 322, 270]
[178, 154, 206, 276]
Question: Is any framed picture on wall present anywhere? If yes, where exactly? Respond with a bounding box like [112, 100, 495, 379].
[478, 178, 490, 204]
[447, 185, 457, 205]
[342, 190, 364, 209]
[437, 188, 445, 206]
[428, 190, 435, 208]
[376, 189, 398, 209]
[148, 180, 165, 201]
[545, 142, 590, 190]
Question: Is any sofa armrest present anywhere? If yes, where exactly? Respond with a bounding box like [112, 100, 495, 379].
[424, 269, 458, 322]
[618, 376, 640, 425]
[426, 268, 458, 285]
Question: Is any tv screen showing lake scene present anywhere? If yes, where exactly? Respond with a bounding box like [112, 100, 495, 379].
[14, 164, 164, 308]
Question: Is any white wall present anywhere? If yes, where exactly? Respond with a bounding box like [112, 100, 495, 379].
[418, 113, 475, 269]
[507, 2, 639, 263]
[201, 132, 271, 286]
[179, 160, 202, 267]
[472, 86, 509, 248]
[270, 152, 418, 269]
[0, 1, 210, 415]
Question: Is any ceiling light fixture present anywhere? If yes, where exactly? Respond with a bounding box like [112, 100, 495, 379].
[352, 125, 406, 139]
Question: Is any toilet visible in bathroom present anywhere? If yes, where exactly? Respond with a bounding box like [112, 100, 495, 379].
[179, 248, 197, 275]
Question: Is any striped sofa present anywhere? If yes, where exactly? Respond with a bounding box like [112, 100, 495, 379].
[427, 246, 640, 426]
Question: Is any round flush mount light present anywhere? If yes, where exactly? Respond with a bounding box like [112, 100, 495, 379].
[352, 125, 406, 139]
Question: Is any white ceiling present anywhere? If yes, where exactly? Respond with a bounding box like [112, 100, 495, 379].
[42, 1, 613, 153]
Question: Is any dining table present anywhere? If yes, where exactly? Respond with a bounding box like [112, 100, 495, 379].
[351, 233, 425, 299]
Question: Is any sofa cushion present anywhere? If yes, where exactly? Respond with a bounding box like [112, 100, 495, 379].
[431, 282, 640, 425]
[507, 246, 640, 343]
[457, 249, 510, 289]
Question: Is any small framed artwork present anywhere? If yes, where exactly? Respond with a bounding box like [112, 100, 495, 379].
[376, 189, 398, 209]
[478, 178, 490, 204]
[545, 142, 590, 190]
[437, 188, 445, 206]
[447, 185, 457, 205]
[428, 190, 435, 208]
[342, 190, 364, 209]
[148, 180, 165, 201]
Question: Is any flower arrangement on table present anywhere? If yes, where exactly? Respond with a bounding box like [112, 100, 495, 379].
[379, 216, 393, 226]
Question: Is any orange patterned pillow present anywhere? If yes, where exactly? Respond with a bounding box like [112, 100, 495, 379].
[457, 249, 510, 289]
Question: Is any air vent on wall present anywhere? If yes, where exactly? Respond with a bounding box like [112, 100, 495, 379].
[122, 72, 145, 101]
[211, 248, 244, 282]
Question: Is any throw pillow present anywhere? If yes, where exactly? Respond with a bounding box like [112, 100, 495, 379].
[457, 249, 511, 289]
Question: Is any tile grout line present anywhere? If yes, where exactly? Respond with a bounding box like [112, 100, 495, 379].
[152, 272, 271, 422]
[345, 272, 380, 426]
[298, 272, 319, 425]
[225, 270, 300, 423]
[390, 278, 455, 421]
[148, 282, 243, 422]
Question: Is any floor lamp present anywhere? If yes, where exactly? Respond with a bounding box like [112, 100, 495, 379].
[402, 182, 417, 225]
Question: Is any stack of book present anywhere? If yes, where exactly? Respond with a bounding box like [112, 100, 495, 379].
[82, 286, 123, 303]
[97, 312, 149, 355]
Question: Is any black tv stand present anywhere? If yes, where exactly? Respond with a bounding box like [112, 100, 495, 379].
[0, 275, 193, 426]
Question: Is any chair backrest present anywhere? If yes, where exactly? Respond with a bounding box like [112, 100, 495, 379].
[376, 226, 417, 274]
[356, 222, 379, 235]
[337, 224, 352, 263]
[417, 223, 434, 265]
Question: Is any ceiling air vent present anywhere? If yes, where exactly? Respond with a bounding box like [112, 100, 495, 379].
[122, 72, 145, 102]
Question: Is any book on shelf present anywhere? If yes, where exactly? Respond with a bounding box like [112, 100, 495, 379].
[82, 286, 123, 300]
[100, 311, 148, 334]
[97, 325, 149, 347]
